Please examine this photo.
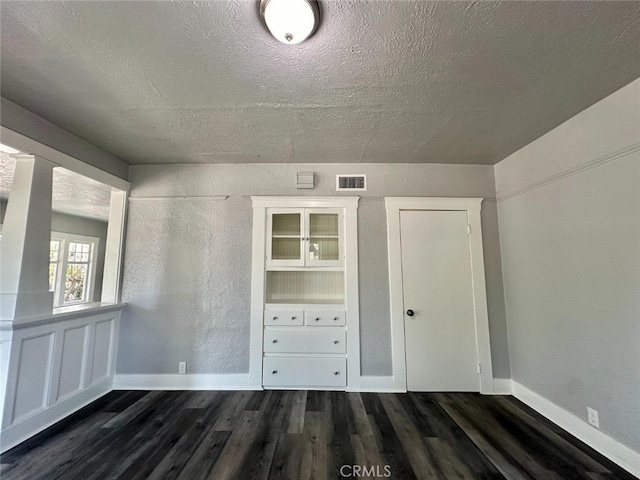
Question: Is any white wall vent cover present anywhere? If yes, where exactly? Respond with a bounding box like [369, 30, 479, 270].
[336, 175, 367, 191]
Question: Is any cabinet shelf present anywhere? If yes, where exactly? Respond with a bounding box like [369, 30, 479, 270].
[266, 303, 345, 309]
[266, 270, 344, 304]
[266, 266, 343, 272]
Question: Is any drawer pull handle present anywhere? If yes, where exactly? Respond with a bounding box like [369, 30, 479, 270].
[333, 371, 340, 375]
[333, 317, 338, 321]
[291, 316, 296, 320]
[272, 370, 278, 374]
[315, 317, 320, 322]
[333, 340, 339, 344]
[272, 339, 278, 343]
[273, 316, 278, 320]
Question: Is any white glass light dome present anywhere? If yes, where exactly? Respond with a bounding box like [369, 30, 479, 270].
[260, 0, 320, 45]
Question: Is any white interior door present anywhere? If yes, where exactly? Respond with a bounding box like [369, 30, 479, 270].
[400, 210, 480, 392]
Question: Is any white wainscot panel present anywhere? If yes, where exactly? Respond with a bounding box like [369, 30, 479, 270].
[57, 325, 89, 401]
[13, 333, 54, 423]
[91, 319, 114, 384]
[1, 307, 123, 453]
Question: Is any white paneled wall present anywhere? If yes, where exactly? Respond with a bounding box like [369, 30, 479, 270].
[0, 307, 122, 452]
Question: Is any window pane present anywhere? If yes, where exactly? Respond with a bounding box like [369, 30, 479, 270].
[64, 264, 87, 303]
[68, 242, 90, 262]
[50, 240, 60, 261]
[49, 264, 57, 291]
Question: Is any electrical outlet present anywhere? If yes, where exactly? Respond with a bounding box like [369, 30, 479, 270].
[178, 362, 187, 375]
[587, 407, 599, 428]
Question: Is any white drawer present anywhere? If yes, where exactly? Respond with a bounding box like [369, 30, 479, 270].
[264, 327, 346, 354]
[305, 309, 346, 326]
[264, 309, 304, 326]
[263, 357, 346, 387]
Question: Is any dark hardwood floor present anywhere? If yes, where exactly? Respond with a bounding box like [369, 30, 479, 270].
[0, 390, 635, 480]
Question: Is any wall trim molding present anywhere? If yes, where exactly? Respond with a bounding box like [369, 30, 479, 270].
[497, 142, 640, 203]
[353, 376, 402, 392]
[490, 378, 513, 395]
[0, 377, 111, 453]
[512, 381, 640, 478]
[128, 196, 229, 202]
[112, 374, 256, 391]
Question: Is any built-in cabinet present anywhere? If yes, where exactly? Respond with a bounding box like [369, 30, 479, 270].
[267, 209, 343, 267]
[250, 197, 360, 390]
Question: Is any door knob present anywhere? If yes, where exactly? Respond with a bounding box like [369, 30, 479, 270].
[406, 309, 415, 317]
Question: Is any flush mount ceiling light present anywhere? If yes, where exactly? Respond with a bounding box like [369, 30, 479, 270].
[259, 0, 320, 45]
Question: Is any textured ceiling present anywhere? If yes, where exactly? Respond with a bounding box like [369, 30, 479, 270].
[1, 1, 639, 166]
[1, 152, 111, 222]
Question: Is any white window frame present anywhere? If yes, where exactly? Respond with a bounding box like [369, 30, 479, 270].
[50, 231, 99, 307]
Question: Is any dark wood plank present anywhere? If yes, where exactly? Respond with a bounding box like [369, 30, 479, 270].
[205, 410, 263, 480]
[297, 412, 327, 480]
[267, 433, 304, 480]
[2, 390, 634, 480]
[305, 389, 326, 412]
[175, 430, 231, 480]
[235, 390, 301, 480]
[412, 393, 506, 479]
[245, 390, 272, 411]
[326, 391, 356, 478]
[379, 393, 439, 479]
[361, 393, 419, 480]
[438, 400, 532, 480]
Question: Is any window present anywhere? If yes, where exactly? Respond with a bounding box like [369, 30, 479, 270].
[49, 232, 99, 306]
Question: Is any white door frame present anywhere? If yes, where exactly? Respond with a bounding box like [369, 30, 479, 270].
[385, 197, 494, 394]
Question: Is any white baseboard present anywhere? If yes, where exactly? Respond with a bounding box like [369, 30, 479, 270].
[113, 373, 255, 391]
[0, 377, 112, 454]
[352, 376, 404, 393]
[512, 380, 640, 478]
[491, 378, 513, 395]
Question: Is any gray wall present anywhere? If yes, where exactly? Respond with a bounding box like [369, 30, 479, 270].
[118, 163, 510, 379]
[1, 200, 108, 303]
[495, 79, 640, 452]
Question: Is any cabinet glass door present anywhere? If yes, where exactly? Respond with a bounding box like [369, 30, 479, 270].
[308, 212, 341, 265]
[270, 212, 303, 264]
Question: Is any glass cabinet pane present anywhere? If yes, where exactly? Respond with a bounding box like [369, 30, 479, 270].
[309, 238, 339, 261]
[272, 213, 301, 236]
[308, 213, 339, 261]
[309, 213, 338, 236]
[271, 213, 301, 260]
[272, 238, 301, 260]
